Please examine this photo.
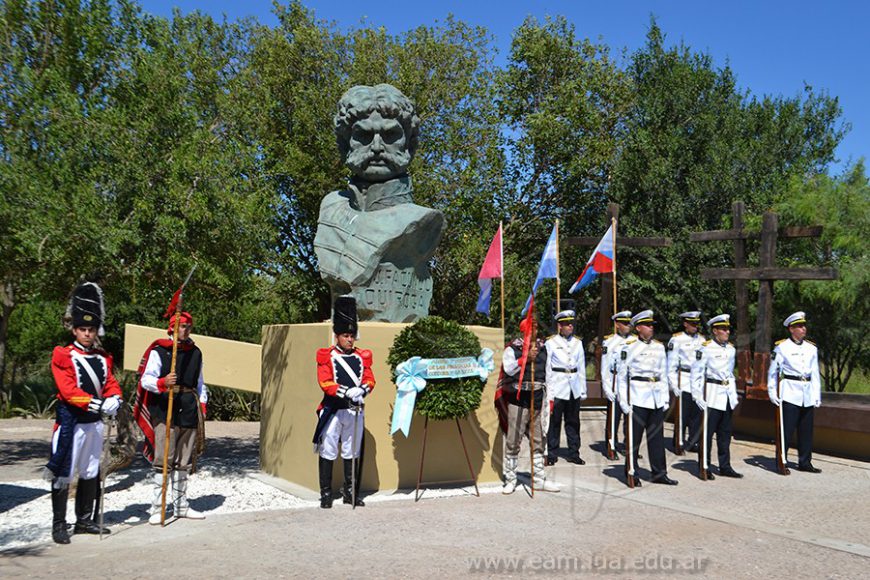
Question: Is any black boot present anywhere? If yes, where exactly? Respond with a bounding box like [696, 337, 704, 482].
[342, 459, 364, 507]
[319, 457, 333, 509]
[73, 477, 109, 535]
[51, 483, 71, 544]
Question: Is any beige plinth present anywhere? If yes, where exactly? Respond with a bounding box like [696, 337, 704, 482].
[260, 322, 505, 493]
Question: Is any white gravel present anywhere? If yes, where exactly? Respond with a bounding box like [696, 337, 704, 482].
[0, 464, 315, 551]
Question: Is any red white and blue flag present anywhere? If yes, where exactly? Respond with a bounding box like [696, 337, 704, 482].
[475, 223, 503, 315]
[569, 224, 615, 293]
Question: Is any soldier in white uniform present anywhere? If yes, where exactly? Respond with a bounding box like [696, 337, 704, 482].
[691, 314, 743, 479]
[767, 311, 822, 473]
[667, 311, 705, 453]
[617, 310, 678, 486]
[601, 311, 633, 457]
[545, 310, 587, 466]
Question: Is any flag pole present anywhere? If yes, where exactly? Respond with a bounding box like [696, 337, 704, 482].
[555, 219, 561, 312]
[611, 217, 618, 332]
[499, 221, 505, 332]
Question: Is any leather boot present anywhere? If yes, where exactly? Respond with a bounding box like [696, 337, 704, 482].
[173, 470, 205, 519]
[502, 455, 518, 494]
[149, 471, 167, 524]
[51, 482, 71, 544]
[74, 477, 109, 534]
[319, 456, 334, 508]
[532, 452, 560, 492]
[342, 458, 364, 506]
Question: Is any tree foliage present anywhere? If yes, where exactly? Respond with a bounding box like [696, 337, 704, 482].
[1, 2, 863, 404]
[775, 161, 869, 391]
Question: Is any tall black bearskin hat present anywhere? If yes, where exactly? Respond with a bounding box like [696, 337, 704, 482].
[333, 295, 358, 336]
[65, 281, 106, 336]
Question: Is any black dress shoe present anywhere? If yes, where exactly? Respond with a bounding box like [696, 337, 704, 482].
[566, 456, 585, 465]
[700, 472, 715, 481]
[798, 464, 822, 473]
[545, 457, 558, 466]
[74, 519, 110, 535]
[688, 443, 700, 453]
[652, 476, 679, 486]
[719, 467, 744, 478]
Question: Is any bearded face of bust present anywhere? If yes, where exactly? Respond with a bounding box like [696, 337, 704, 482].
[345, 110, 412, 182]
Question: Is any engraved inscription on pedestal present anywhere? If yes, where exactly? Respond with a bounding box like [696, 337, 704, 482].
[352, 263, 433, 322]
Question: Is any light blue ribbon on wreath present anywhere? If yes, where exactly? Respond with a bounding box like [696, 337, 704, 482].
[390, 348, 495, 437]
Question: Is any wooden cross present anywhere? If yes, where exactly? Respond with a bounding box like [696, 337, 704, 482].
[564, 202, 672, 390]
[690, 202, 837, 398]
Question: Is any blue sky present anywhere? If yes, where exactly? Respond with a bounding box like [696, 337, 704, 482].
[139, 1, 868, 173]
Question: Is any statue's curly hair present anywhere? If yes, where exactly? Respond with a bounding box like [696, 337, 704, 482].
[334, 84, 420, 162]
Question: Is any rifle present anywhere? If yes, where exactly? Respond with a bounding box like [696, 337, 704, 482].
[774, 373, 789, 475]
[352, 404, 361, 509]
[625, 358, 635, 489]
[699, 378, 709, 481]
[160, 266, 196, 526]
[673, 371, 684, 455]
[99, 418, 114, 540]
[605, 368, 618, 460]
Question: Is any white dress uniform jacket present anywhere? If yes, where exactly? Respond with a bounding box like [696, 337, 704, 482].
[690, 339, 739, 411]
[545, 334, 587, 400]
[667, 331, 705, 395]
[601, 333, 632, 401]
[617, 338, 669, 411]
[767, 338, 822, 407]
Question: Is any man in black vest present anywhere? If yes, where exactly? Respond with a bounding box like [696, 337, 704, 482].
[134, 311, 208, 524]
[500, 318, 559, 494]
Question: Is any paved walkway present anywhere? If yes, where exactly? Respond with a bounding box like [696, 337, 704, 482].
[1, 416, 868, 578]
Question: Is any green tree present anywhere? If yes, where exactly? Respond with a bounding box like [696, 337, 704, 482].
[775, 161, 870, 392]
[609, 21, 846, 333]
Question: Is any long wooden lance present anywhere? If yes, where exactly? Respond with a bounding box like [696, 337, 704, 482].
[529, 320, 539, 498]
[160, 265, 196, 526]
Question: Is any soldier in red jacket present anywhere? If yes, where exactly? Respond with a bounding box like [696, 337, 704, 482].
[46, 282, 122, 544]
[313, 296, 375, 508]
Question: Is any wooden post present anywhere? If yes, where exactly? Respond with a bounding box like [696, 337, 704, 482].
[732, 202, 752, 393]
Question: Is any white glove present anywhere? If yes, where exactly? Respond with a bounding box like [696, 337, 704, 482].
[662, 402, 670, 412]
[604, 390, 616, 403]
[671, 386, 681, 397]
[694, 397, 707, 412]
[87, 397, 104, 414]
[769, 394, 781, 407]
[619, 400, 631, 415]
[814, 399, 821, 408]
[101, 395, 121, 417]
[345, 386, 365, 401]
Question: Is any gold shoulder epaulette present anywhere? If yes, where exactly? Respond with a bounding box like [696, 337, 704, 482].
[603, 333, 614, 340]
[625, 338, 637, 345]
[702, 339, 712, 346]
[652, 338, 663, 345]
[672, 331, 684, 337]
[775, 338, 786, 345]
[805, 339, 816, 346]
